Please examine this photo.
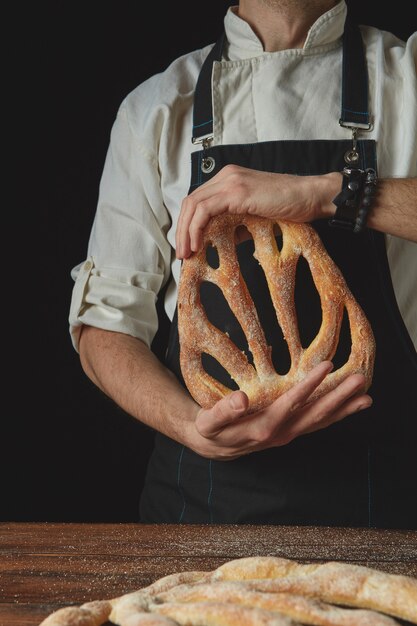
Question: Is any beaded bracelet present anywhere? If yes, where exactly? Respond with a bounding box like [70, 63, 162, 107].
[329, 167, 377, 233]
[354, 168, 377, 233]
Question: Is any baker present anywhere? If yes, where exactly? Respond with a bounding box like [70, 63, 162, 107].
[69, 0, 417, 527]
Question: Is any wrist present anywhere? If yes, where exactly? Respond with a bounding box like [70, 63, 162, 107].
[329, 167, 378, 232]
[313, 172, 342, 220]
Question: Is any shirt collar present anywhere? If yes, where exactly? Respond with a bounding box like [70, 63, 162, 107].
[224, 1, 347, 60]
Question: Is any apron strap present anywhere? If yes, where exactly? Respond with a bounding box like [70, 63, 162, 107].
[192, 33, 225, 144]
[340, 16, 371, 129]
[192, 15, 371, 143]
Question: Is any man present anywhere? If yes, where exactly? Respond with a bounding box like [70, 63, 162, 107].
[69, 0, 417, 526]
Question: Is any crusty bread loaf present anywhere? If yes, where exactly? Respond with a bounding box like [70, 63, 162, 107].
[177, 215, 375, 413]
[39, 556, 416, 626]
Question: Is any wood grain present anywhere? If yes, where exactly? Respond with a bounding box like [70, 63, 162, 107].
[1, 523, 416, 626]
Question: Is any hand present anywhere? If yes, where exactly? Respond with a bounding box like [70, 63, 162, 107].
[176, 165, 340, 258]
[187, 361, 372, 460]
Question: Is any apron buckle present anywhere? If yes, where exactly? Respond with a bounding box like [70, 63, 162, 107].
[339, 120, 373, 165]
[191, 133, 213, 146]
[193, 135, 216, 174]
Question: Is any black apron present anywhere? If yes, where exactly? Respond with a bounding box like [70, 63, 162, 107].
[140, 17, 417, 528]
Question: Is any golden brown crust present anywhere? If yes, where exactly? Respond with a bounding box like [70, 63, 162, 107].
[39, 556, 416, 626]
[210, 556, 417, 623]
[152, 601, 297, 625]
[155, 581, 400, 626]
[177, 215, 376, 412]
[109, 571, 210, 624]
[39, 600, 112, 626]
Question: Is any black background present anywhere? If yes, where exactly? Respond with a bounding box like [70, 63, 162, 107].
[4, 3, 415, 522]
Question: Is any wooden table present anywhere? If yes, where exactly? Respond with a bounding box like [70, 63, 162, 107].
[1, 522, 416, 625]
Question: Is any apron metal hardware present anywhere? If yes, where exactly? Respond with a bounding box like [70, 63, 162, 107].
[201, 155, 216, 174]
[198, 136, 216, 174]
[339, 119, 373, 165]
[344, 127, 360, 164]
[191, 134, 216, 173]
[191, 133, 213, 145]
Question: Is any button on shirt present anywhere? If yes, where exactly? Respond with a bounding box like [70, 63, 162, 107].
[69, 1, 417, 353]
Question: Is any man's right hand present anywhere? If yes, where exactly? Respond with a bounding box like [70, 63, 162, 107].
[188, 360, 372, 460]
[79, 328, 371, 462]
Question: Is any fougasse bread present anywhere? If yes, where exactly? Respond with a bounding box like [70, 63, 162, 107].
[39, 555, 417, 626]
[177, 215, 376, 413]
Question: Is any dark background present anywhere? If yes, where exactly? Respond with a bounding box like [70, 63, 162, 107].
[5, 3, 415, 522]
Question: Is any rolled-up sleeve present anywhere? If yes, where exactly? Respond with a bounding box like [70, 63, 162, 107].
[69, 100, 172, 352]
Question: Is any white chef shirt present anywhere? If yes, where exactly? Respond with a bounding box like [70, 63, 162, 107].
[69, 1, 417, 353]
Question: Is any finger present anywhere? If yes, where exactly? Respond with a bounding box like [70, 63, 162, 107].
[239, 361, 333, 447]
[176, 195, 194, 259]
[188, 193, 230, 252]
[276, 360, 334, 416]
[176, 175, 225, 258]
[287, 373, 370, 438]
[302, 392, 373, 436]
[196, 390, 249, 438]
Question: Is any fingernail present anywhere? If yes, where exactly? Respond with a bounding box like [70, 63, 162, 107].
[358, 400, 372, 411]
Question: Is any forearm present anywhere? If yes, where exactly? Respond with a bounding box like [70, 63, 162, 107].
[366, 177, 417, 242]
[176, 168, 417, 258]
[78, 325, 198, 445]
[76, 325, 371, 461]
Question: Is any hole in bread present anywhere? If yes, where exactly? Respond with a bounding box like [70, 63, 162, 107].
[236, 234, 291, 375]
[233, 223, 283, 249]
[201, 353, 239, 391]
[206, 243, 220, 269]
[331, 307, 352, 371]
[234, 224, 253, 245]
[200, 280, 252, 365]
[273, 224, 283, 251]
[294, 255, 322, 349]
